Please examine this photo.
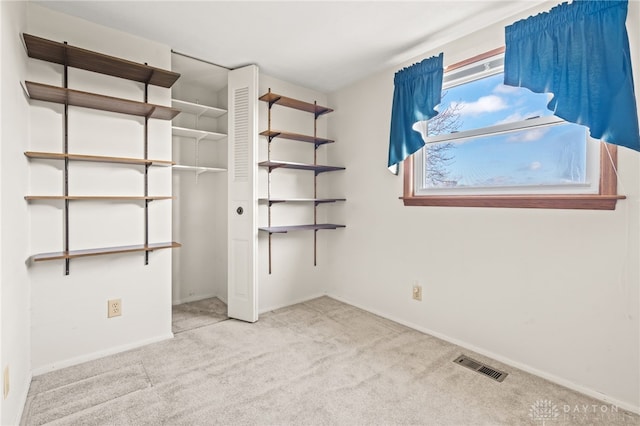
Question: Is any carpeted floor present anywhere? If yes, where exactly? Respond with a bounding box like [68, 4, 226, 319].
[171, 297, 228, 334]
[21, 297, 639, 425]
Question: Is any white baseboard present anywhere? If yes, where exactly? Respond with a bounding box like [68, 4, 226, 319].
[172, 292, 219, 306]
[14, 372, 32, 426]
[327, 293, 640, 415]
[259, 292, 328, 315]
[31, 333, 174, 377]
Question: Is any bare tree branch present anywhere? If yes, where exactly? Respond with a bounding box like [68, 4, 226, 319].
[423, 92, 463, 187]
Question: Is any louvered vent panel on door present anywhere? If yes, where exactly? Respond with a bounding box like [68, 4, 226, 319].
[233, 86, 249, 182]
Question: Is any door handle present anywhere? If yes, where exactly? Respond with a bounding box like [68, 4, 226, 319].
[236, 206, 244, 215]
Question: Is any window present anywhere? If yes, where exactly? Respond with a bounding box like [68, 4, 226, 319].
[402, 48, 624, 210]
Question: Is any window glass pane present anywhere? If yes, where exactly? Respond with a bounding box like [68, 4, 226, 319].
[409, 51, 614, 207]
[423, 123, 588, 189]
[431, 73, 554, 135]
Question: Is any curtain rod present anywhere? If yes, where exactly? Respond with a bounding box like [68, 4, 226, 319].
[171, 49, 231, 70]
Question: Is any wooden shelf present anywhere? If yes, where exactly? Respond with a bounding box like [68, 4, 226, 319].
[25, 195, 173, 201]
[25, 151, 174, 166]
[260, 89, 343, 273]
[25, 81, 180, 120]
[24, 34, 182, 274]
[23, 33, 180, 88]
[172, 126, 227, 141]
[259, 130, 333, 146]
[259, 92, 333, 117]
[259, 160, 345, 174]
[172, 165, 226, 174]
[32, 241, 181, 262]
[259, 224, 346, 234]
[259, 198, 345, 204]
[172, 99, 227, 118]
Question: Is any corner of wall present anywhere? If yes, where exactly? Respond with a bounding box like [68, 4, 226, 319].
[325, 1, 640, 412]
[257, 74, 334, 311]
[1, 1, 31, 424]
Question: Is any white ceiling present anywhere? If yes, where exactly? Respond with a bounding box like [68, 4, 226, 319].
[34, 1, 548, 93]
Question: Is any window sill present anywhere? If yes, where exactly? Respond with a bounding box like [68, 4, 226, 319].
[402, 143, 624, 211]
[401, 194, 625, 210]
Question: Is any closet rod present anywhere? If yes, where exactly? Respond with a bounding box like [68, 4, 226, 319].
[170, 50, 231, 70]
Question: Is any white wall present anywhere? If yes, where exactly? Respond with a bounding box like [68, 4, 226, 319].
[5, 0, 637, 420]
[257, 75, 340, 312]
[26, 4, 174, 372]
[327, 1, 640, 412]
[1, 2, 31, 424]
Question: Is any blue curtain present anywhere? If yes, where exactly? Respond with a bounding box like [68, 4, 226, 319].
[504, 0, 639, 152]
[388, 53, 444, 170]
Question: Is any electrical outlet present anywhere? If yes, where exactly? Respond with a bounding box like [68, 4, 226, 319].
[412, 284, 422, 301]
[3, 365, 9, 400]
[107, 299, 122, 318]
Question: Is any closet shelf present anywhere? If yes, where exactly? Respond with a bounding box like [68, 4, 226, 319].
[172, 165, 226, 174]
[24, 151, 174, 166]
[259, 160, 345, 174]
[172, 126, 227, 141]
[25, 195, 174, 201]
[259, 92, 333, 117]
[24, 81, 180, 120]
[259, 130, 333, 146]
[171, 99, 227, 118]
[23, 33, 180, 88]
[32, 241, 182, 262]
[259, 224, 346, 234]
[259, 198, 346, 204]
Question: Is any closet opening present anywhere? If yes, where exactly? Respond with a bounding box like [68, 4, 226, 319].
[170, 52, 230, 333]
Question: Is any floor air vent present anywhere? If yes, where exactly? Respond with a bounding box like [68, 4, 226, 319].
[453, 355, 508, 382]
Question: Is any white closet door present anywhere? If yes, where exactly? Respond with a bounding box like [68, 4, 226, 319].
[227, 65, 259, 322]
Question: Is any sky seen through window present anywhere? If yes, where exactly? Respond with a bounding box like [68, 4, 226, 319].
[424, 73, 587, 189]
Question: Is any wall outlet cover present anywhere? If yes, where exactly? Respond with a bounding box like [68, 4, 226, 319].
[3, 365, 9, 400]
[108, 299, 122, 318]
[412, 285, 423, 301]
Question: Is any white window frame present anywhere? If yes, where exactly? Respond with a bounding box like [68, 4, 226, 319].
[401, 48, 624, 210]
[413, 52, 600, 197]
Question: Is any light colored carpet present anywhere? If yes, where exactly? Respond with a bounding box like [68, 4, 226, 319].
[21, 297, 639, 425]
[171, 297, 228, 334]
